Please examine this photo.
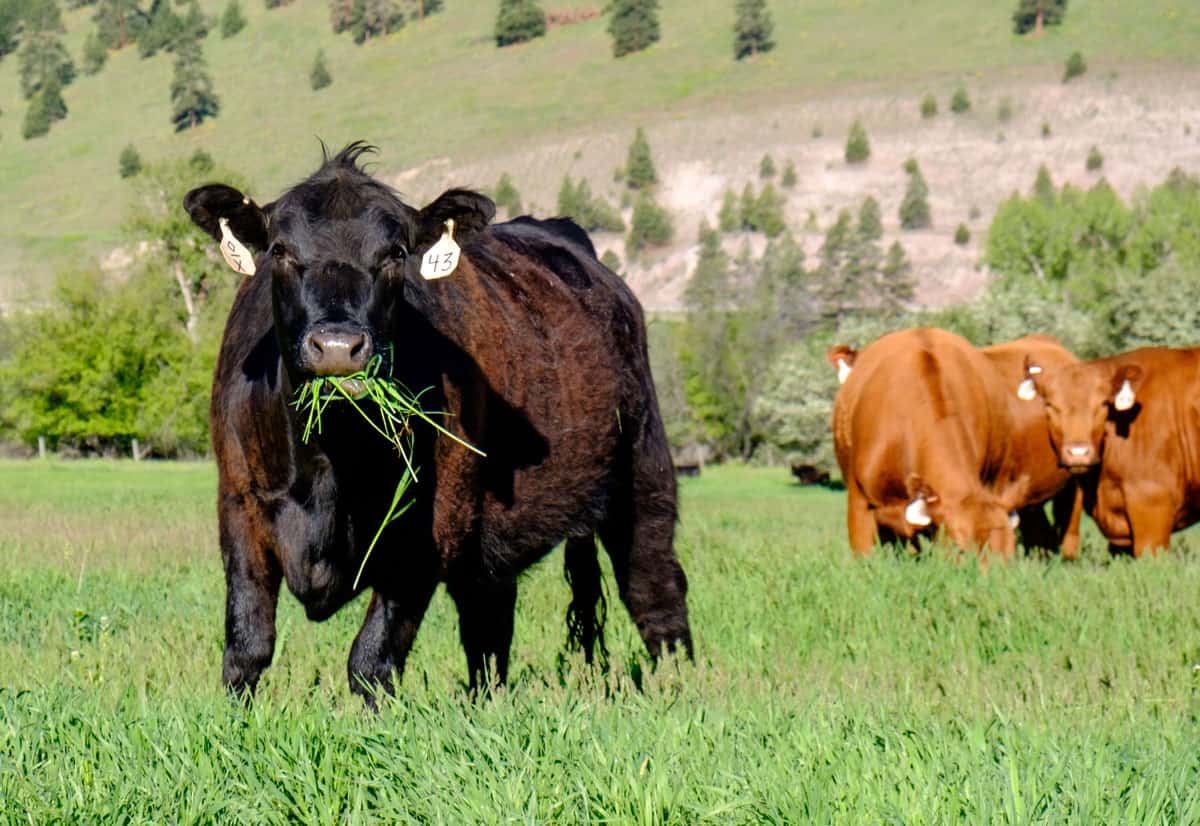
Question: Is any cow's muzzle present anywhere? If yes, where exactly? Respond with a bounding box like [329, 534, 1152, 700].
[1060, 443, 1097, 473]
[302, 327, 374, 376]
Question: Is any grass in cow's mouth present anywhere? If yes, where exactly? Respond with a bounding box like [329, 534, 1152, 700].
[291, 351, 484, 588]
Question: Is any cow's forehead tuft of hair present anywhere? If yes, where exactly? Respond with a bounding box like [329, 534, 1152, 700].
[275, 152, 414, 228]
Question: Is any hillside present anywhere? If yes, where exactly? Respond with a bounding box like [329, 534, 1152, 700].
[1, 0, 1198, 310]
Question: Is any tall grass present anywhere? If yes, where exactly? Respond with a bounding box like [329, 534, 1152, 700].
[3, 461, 1200, 821]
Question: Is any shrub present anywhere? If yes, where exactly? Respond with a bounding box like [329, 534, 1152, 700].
[759, 153, 776, 179]
[495, 0, 545, 47]
[600, 249, 622, 275]
[624, 127, 657, 190]
[718, 189, 739, 232]
[493, 173, 523, 216]
[1086, 145, 1104, 172]
[920, 93, 937, 119]
[626, 193, 673, 253]
[899, 158, 931, 230]
[780, 160, 797, 188]
[1041, 120, 1052, 138]
[844, 119, 870, 164]
[954, 223, 970, 245]
[118, 144, 142, 178]
[82, 32, 108, 75]
[220, 0, 247, 37]
[1064, 50, 1086, 83]
[310, 50, 332, 90]
[950, 86, 970, 114]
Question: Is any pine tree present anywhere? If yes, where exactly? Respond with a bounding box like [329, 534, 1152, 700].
[899, 159, 931, 230]
[844, 119, 870, 164]
[857, 196, 882, 241]
[626, 192, 673, 254]
[877, 241, 915, 317]
[606, 0, 659, 58]
[0, 0, 21, 59]
[624, 127, 657, 190]
[717, 189, 739, 232]
[815, 209, 859, 325]
[405, 0, 443, 20]
[759, 153, 776, 179]
[22, 74, 66, 138]
[780, 160, 797, 188]
[738, 183, 756, 229]
[353, 0, 403, 43]
[118, 143, 142, 178]
[170, 38, 219, 131]
[1012, 0, 1066, 36]
[733, 0, 773, 60]
[18, 31, 75, 99]
[93, 0, 146, 50]
[265, 0, 294, 7]
[1032, 164, 1055, 204]
[495, 0, 545, 47]
[310, 49, 332, 89]
[752, 184, 786, 237]
[599, 249, 622, 275]
[139, 0, 183, 57]
[82, 30, 108, 74]
[220, 0, 246, 38]
[683, 220, 729, 310]
[493, 173, 523, 215]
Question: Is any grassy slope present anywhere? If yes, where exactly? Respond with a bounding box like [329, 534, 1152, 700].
[4, 461, 1200, 821]
[0, 0, 1198, 301]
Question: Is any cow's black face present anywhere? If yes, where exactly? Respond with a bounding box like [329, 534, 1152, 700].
[184, 142, 496, 388]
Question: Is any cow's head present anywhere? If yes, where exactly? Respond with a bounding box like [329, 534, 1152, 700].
[825, 344, 857, 385]
[1018, 357, 1143, 473]
[904, 474, 1026, 557]
[184, 142, 494, 386]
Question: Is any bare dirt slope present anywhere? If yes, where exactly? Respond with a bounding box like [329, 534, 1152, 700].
[393, 66, 1200, 313]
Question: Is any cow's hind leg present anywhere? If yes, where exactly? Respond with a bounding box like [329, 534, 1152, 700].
[347, 554, 438, 705]
[448, 575, 519, 693]
[564, 535, 608, 666]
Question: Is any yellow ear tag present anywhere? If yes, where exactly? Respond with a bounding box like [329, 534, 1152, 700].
[218, 217, 256, 276]
[420, 219, 461, 280]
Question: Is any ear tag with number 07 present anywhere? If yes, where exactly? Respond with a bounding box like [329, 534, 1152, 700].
[218, 217, 256, 276]
[420, 219, 461, 280]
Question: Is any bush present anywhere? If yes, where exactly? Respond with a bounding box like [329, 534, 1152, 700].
[220, 0, 246, 37]
[899, 158, 931, 230]
[1086, 145, 1104, 172]
[950, 86, 970, 114]
[718, 189, 739, 232]
[600, 249, 622, 275]
[920, 93, 937, 119]
[751, 343, 839, 474]
[118, 144, 142, 178]
[495, 0, 546, 47]
[780, 160, 797, 188]
[1064, 50, 1086, 83]
[844, 119, 870, 164]
[626, 193, 673, 253]
[607, 0, 659, 57]
[493, 173, 523, 216]
[1041, 120, 1052, 138]
[556, 176, 625, 233]
[624, 127, 657, 190]
[759, 154, 776, 179]
[82, 32, 108, 75]
[310, 50, 332, 90]
[954, 223, 970, 245]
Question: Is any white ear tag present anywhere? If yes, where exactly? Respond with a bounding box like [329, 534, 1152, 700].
[1017, 378, 1037, 401]
[836, 358, 852, 385]
[905, 497, 932, 527]
[1008, 511, 1021, 529]
[420, 219, 461, 280]
[218, 218, 256, 276]
[1114, 379, 1135, 411]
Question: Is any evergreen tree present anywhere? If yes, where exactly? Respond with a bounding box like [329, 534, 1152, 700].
[1032, 164, 1055, 205]
[877, 241, 915, 317]
[495, 0, 545, 47]
[815, 209, 859, 325]
[82, 30, 108, 74]
[626, 192, 673, 254]
[310, 49, 332, 89]
[493, 173, 523, 215]
[265, 0, 294, 7]
[170, 38, 219, 131]
[624, 127, 657, 190]
[0, 0, 21, 60]
[18, 31, 75, 99]
[758, 153, 775, 179]
[405, 0, 442, 20]
[139, 0, 183, 57]
[1063, 50, 1086, 82]
[733, 0, 773, 60]
[330, 0, 356, 33]
[949, 86, 970, 114]
[751, 184, 786, 237]
[599, 249, 622, 276]
[606, 0, 659, 58]
[780, 160, 797, 188]
[899, 158, 931, 230]
[353, 0, 404, 43]
[118, 143, 142, 178]
[844, 119, 870, 164]
[24, 0, 66, 33]
[93, 0, 146, 50]
[22, 76, 66, 138]
[220, 0, 246, 38]
[718, 189, 739, 232]
[738, 183, 756, 229]
[857, 196, 883, 241]
[1012, 0, 1066, 35]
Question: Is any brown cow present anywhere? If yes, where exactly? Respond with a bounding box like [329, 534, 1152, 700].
[981, 335, 1084, 558]
[1021, 346, 1200, 557]
[828, 328, 1031, 558]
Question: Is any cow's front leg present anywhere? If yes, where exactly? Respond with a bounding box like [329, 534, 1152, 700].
[220, 504, 283, 698]
[347, 557, 439, 705]
[447, 574, 518, 693]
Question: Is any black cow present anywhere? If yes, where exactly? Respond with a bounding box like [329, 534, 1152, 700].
[184, 143, 692, 701]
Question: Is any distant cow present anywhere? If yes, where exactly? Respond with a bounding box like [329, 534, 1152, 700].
[184, 143, 692, 701]
[828, 328, 1033, 558]
[1020, 346, 1200, 557]
[981, 335, 1083, 558]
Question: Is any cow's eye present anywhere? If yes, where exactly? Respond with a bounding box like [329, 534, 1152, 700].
[389, 244, 408, 262]
[269, 242, 288, 259]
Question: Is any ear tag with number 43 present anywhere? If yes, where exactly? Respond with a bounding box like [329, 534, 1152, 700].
[420, 219, 461, 280]
[218, 217, 256, 276]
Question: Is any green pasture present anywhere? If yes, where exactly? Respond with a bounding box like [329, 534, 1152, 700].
[3, 460, 1200, 822]
[2, 0, 1199, 298]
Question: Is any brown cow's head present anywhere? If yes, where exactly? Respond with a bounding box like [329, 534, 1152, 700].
[904, 474, 1026, 557]
[184, 142, 494, 389]
[1019, 358, 1144, 473]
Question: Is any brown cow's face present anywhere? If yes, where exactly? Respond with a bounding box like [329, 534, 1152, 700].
[906, 476, 1022, 557]
[1027, 361, 1144, 473]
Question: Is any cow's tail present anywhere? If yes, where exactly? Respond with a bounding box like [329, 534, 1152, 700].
[563, 535, 608, 669]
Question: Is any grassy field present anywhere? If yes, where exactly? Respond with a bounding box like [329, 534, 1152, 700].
[1, 0, 1198, 301]
[3, 460, 1200, 822]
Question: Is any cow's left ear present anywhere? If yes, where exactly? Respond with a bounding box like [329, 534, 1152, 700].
[1110, 364, 1144, 412]
[1016, 356, 1043, 401]
[414, 189, 496, 253]
[183, 184, 269, 251]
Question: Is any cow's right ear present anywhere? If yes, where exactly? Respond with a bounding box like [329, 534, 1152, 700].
[183, 184, 270, 251]
[414, 189, 496, 254]
[825, 345, 857, 385]
[904, 474, 942, 527]
[1110, 364, 1144, 412]
[1016, 356, 1043, 401]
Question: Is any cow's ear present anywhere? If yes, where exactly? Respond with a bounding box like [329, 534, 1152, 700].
[1017, 356, 1043, 401]
[413, 189, 496, 253]
[184, 184, 270, 251]
[1110, 364, 1144, 412]
[904, 474, 942, 527]
[825, 345, 857, 385]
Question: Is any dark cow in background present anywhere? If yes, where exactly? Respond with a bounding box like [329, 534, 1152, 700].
[184, 143, 691, 700]
[1021, 346, 1200, 557]
[828, 328, 1033, 558]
